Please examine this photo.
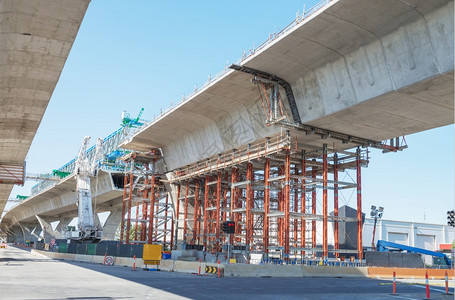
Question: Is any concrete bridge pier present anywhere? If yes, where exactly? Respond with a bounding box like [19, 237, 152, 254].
[35, 215, 61, 243]
[164, 177, 185, 247]
[101, 207, 123, 240]
[55, 217, 73, 237]
[6, 225, 24, 243]
[8, 222, 40, 244]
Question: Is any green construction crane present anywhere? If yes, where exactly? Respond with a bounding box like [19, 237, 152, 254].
[52, 170, 71, 178]
[121, 108, 144, 127]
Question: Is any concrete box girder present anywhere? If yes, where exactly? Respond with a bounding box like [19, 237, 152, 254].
[122, 0, 453, 171]
[0, 0, 90, 217]
[1, 171, 123, 226]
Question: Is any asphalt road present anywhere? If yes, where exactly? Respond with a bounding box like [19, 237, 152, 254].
[0, 246, 453, 300]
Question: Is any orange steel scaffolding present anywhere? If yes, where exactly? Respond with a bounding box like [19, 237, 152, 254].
[171, 133, 368, 262]
[119, 151, 173, 249]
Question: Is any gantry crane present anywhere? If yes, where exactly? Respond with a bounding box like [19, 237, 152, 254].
[72, 136, 104, 241]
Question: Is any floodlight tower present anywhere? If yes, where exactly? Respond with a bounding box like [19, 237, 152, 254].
[370, 205, 384, 250]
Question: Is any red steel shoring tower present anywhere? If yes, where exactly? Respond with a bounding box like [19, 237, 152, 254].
[120, 152, 173, 249]
[171, 135, 365, 262]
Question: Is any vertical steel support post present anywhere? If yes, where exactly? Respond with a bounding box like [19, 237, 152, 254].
[263, 158, 270, 255]
[216, 172, 221, 253]
[183, 181, 189, 245]
[356, 147, 363, 260]
[278, 165, 284, 247]
[120, 173, 129, 243]
[293, 165, 298, 248]
[284, 150, 291, 259]
[211, 189, 216, 246]
[170, 196, 174, 250]
[141, 178, 149, 242]
[334, 153, 339, 257]
[246, 163, 253, 253]
[148, 175, 156, 244]
[164, 194, 169, 246]
[203, 176, 209, 249]
[173, 184, 181, 250]
[223, 172, 228, 223]
[301, 152, 306, 258]
[193, 181, 200, 245]
[311, 161, 317, 256]
[126, 172, 134, 244]
[154, 188, 159, 240]
[322, 144, 328, 259]
[235, 170, 241, 243]
[230, 168, 237, 245]
[134, 201, 139, 242]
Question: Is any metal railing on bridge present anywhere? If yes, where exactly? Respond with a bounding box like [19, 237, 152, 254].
[30, 123, 148, 197]
[142, 0, 333, 127]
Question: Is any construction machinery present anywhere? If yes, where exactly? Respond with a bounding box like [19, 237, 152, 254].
[376, 240, 452, 266]
[70, 136, 104, 241]
[121, 108, 144, 127]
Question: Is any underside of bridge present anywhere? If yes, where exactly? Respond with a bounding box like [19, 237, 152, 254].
[0, 0, 91, 230]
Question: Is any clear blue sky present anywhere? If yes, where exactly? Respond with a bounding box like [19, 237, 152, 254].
[11, 1, 454, 224]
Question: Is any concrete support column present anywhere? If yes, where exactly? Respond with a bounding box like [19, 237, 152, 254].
[102, 208, 123, 240]
[20, 222, 40, 243]
[35, 215, 60, 243]
[8, 225, 24, 243]
[55, 218, 73, 237]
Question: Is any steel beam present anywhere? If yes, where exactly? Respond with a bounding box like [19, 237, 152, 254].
[246, 163, 253, 254]
[293, 164, 298, 249]
[174, 184, 180, 249]
[183, 181, 189, 244]
[148, 175, 156, 244]
[216, 172, 221, 252]
[126, 172, 134, 244]
[312, 161, 317, 256]
[356, 147, 363, 260]
[203, 176, 209, 248]
[284, 150, 291, 258]
[322, 144, 328, 259]
[263, 158, 270, 254]
[164, 194, 169, 245]
[334, 153, 339, 257]
[301, 151, 306, 257]
[193, 181, 199, 245]
[120, 173, 128, 243]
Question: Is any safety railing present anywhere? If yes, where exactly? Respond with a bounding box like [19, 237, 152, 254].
[172, 134, 293, 182]
[262, 258, 366, 267]
[146, 0, 334, 126]
[30, 122, 148, 197]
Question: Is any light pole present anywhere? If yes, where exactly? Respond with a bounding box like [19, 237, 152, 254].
[371, 205, 384, 250]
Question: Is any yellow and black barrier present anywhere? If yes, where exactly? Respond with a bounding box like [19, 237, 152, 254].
[205, 266, 218, 274]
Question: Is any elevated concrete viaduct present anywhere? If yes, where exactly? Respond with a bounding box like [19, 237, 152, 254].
[2, 170, 124, 242]
[1, 0, 453, 258]
[0, 0, 91, 229]
[119, 0, 453, 260]
[124, 0, 453, 169]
